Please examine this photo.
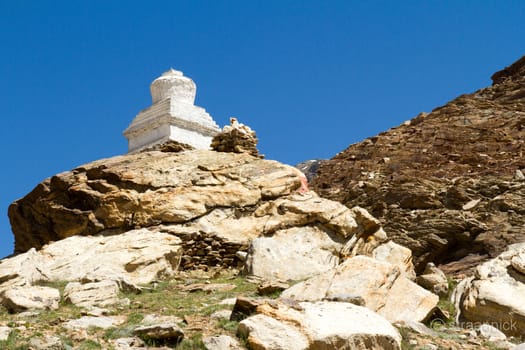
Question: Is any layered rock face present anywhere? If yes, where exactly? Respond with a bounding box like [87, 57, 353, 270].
[8, 149, 384, 275]
[312, 55, 525, 274]
[9, 150, 300, 255]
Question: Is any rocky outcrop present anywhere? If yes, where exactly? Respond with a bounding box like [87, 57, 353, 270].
[63, 280, 122, 308]
[8, 149, 300, 254]
[312, 54, 525, 274]
[202, 335, 242, 350]
[2, 286, 60, 313]
[452, 243, 525, 337]
[8, 149, 387, 275]
[238, 300, 401, 350]
[0, 229, 182, 319]
[211, 118, 262, 158]
[242, 194, 385, 281]
[281, 255, 438, 323]
[0, 228, 181, 303]
[3, 146, 395, 323]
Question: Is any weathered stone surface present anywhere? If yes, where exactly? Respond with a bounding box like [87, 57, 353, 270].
[0, 229, 181, 311]
[511, 251, 525, 274]
[0, 326, 11, 341]
[281, 255, 438, 323]
[453, 243, 525, 337]
[8, 150, 302, 254]
[63, 280, 120, 308]
[257, 280, 290, 296]
[372, 240, 416, 280]
[4, 228, 180, 288]
[230, 296, 267, 321]
[2, 286, 59, 312]
[210, 309, 232, 320]
[243, 226, 341, 281]
[133, 323, 184, 342]
[7, 147, 386, 281]
[140, 314, 184, 326]
[211, 117, 262, 158]
[0, 248, 48, 292]
[312, 55, 525, 274]
[243, 194, 386, 281]
[28, 335, 64, 350]
[180, 283, 236, 293]
[417, 262, 449, 296]
[238, 301, 401, 350]
[238, 313, 310, 350]
[112, 337, 146, 350]
[63, 316, 121, 330]
[202, 335, 242, 350]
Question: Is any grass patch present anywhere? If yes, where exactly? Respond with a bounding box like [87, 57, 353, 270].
[77, 339, 102, 349]
[0, 271, 258, 349]
[0, 330, 29, 350]
[217, 319, 239, 332]
[176, 333, 206, 349]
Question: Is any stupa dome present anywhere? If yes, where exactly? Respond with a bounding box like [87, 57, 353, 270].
[150, 69, 196, 104]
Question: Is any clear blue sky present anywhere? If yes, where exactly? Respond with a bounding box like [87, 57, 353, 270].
[1, 1, 524, 258]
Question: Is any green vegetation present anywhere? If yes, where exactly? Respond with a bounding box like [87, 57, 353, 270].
[169, 333, 205, 350]
[77, 339, 102, 349]
[216, 318, 239, 332]
[0, 330, 28, 350]
[0, 270, 258, 349]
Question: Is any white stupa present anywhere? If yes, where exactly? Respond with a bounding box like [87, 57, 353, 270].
[123, 69, 220, 152]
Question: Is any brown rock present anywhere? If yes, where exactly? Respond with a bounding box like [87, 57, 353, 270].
[8, 150, 301, 253]
[230, 296, 268, 321]
[257, 280, 290, 296]
[311, 54, 525, 274]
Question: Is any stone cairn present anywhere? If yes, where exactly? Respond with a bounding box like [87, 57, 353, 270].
[211, 118, 263, 158]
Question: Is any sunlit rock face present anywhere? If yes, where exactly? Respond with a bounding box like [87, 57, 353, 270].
[123, 69, 220, 152]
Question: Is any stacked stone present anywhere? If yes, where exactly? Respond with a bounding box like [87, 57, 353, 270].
[211, 118, 263, 158]
[169, 230, 248, 270]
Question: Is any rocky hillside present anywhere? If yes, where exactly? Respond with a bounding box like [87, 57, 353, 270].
[3, 59, 525, 349]
[312, 55, 525, 275]
[2, 144, 445, 349]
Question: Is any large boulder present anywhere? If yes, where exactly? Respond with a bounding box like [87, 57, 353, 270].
[8, 150, 302, 254]
[238, 300, 401, 350]
[2, 286, 60, 312]
[242, 194, 385, 281]
[452, 243, 525, 337]
[7, 149, 387, 276]
[0, 228, 182, 299]
[281, 255, 438, 323]
[63, 280, 121, 308]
